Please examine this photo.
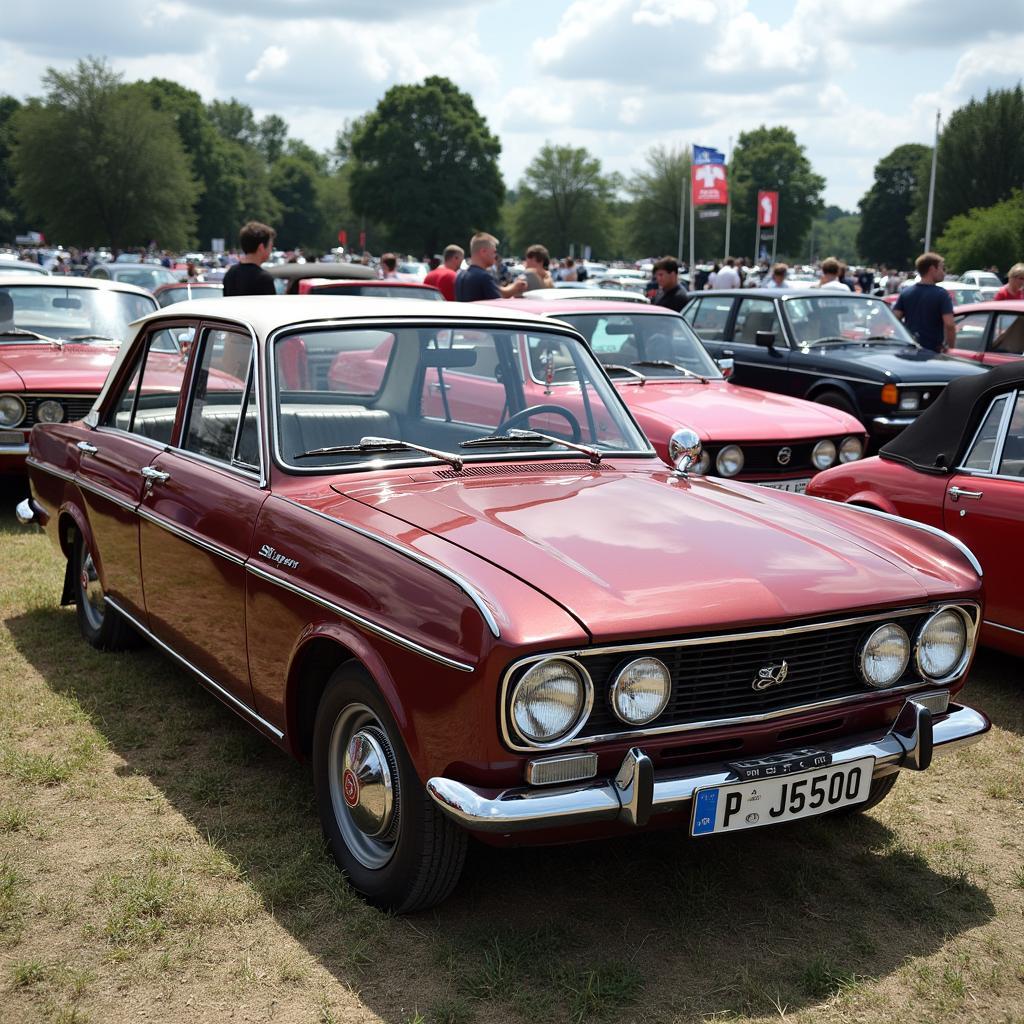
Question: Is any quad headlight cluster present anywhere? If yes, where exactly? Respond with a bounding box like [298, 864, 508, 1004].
[695, 436, 864, 478]
[0, 394, 26, 428]
[859, 607, 972, 689]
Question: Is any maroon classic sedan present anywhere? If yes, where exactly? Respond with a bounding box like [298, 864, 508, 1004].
[19, 296, 989, 911]
[808, 362, 1024, 657]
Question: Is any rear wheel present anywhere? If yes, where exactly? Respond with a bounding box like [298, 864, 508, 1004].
[73, 530, 136, 650]
[313, 663, 466, 913]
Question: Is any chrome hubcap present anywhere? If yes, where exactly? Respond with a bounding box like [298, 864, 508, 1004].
[328, 704, 400, 869]
[79, 549, 105, 630]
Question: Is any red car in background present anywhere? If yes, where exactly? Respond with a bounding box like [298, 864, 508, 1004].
[950, 301, 1024, 365]
[807, 362, 1024, 656]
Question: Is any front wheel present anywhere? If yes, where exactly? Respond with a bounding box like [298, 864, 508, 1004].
[812, 389, 858, 418]
[73, 530, 136, 650]
[312, 664, 466, 912]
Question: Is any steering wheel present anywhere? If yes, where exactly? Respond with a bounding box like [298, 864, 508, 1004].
[497, 404, 582, 442]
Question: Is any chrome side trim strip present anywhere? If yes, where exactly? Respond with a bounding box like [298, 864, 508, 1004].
[279, 497, 501, 639]
[74, 475, 138, 513]
[986, 620, 1024, 637]
[245, 562, 474, 673]
[428, 702, 990, 832]
[26, 457, 77, 485]
[815, 499, 984, 577]
[136, 507, 246, 566]
[104, 596, 284, 740]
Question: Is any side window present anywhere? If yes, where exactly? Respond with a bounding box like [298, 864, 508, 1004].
[103, 328, 192, 443]
[992, 314, 1024, 355]
[953, 313, 989, 353]
[734, 298, 783, 345]
[527, 333, 579, 383]
[962, 394, 1009, 472]
[997, 392, 1024, 477]
[182, 329, 256, 468]
[688, 299, 733, 341]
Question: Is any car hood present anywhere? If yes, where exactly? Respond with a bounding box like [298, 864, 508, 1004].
[616, 379, 861, 440]
[333, 466, 969, 641]
[0, 343, 119, 391]
[806, 344, 987, 382]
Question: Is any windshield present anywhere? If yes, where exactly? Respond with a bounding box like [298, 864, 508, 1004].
[0, 285, 156, 342]
[559, 312, 722, 379]
[157, 284, 224, 306]
[272, 324, 650, 471]
[784, 295, 915, 346]
[111, 267, 179, 290]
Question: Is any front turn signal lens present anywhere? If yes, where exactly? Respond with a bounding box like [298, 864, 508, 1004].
[881, 383, 899, 405]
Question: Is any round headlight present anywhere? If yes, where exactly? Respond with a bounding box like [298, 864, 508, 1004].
[0, 394, 26, 428]
[693, 451, 711, 475]
[35, 399, 65, 424]
[839, 436, 863, 463]
[609, 657, 671, 726]
[915, 608, 967, 679]
[898, 392, 920, 411]
[812, 439, 837, 470]
[511, 658, 591, 745]
[859, 623, 910, 688]
[715, 445, 744, 477]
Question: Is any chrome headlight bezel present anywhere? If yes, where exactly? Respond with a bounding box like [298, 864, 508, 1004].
[509, 657, 593, 748]
[35, 399, 65, 424]
[914, 606, 971, 681]
[609, 657, 672, 726]
[839, 435, 863, 463]
[0, 394, 26, 428]
[715, 444, 744, 477]
[811, 439, 837, 470]
[859, 622, 911, 688]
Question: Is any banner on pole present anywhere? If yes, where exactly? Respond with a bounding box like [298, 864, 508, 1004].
[692, 163, 728, 205]
[693, 145, 726, 165]
[757, 191, 779, 227]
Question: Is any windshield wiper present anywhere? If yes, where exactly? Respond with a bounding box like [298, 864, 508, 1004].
[463, 427, 602, 466]
[631, 360, 707, 384]
[294, 435, 463, 471]
[0, 328, 51, 341]
[64, 334, 115, 342]
[601, 363, 648, 384]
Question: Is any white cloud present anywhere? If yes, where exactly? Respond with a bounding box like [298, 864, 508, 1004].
[245, 45, 289, 83]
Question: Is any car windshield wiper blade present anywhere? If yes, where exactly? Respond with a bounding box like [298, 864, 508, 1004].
[294, 435, 463, 471]
[0, 327, 51, 341]
[631, 360, 707, 383]
[463, 427, 602, 466]
[460, 431, 555, 449]
[64, 334, 115, 342]
[601, 363, 648, 384]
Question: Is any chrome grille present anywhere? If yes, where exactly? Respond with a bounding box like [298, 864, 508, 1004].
[435, 462, 592, 479]
[21, 395, 96, 427]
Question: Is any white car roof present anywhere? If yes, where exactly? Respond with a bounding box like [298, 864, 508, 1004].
[0, 274, 154, 298]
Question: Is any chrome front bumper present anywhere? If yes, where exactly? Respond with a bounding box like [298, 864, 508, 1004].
[427, 700, 989, 833]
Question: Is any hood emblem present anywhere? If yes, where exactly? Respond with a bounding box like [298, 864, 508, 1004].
[777, 446, 792, 466]
[753, 660, 789, 691]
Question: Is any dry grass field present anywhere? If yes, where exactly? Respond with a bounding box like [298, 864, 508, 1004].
[1, 487, 1023, 1024]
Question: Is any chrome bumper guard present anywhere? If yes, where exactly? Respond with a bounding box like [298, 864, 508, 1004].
[426, 700, 989, 833]
[15, 497, 42, 525]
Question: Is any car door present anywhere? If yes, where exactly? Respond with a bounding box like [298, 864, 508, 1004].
[682, 295, 735, 360]
[724, 296, 792, 393]
[949, 311, 990, 362]
[138, 325, 268, 710]
[986, 312, 1024, 365]
[77, 325, 192, 623]
[942, 389, 1023, 635]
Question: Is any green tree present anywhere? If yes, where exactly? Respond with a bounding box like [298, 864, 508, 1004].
[730, 126, 824, 260]
[350, 76, 504, 254]
[936, 191, 1024, 274]
[510, 143, 617, 257]
[12, 58, 196, 249]
[257, 113, 288, 165]
[207, 98, 258, 147]
[269, 155, 321, 249]
[857, 144, 930, 268]
[912, 85, 1024, 241]
[0, 95, 24, 240]
[808, 210, 861, 264]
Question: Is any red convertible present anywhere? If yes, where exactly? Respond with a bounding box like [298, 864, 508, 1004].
[950, 300, 1024, 365]
[19, 296, 989, 911]
[808, 362, 1024, 657]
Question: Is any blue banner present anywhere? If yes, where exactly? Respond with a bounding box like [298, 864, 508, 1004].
[693, 144, 725, 165]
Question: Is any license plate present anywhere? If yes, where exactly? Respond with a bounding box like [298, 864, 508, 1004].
[690, 757, 875, 836]
[757, 477, 812, 493]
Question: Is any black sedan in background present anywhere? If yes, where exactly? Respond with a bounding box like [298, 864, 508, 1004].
[682, 289, 987, 442]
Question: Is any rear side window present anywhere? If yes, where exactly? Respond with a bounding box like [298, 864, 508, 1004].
[686, 298, 733, 340]
[962, 394, 1009, 472]
[954, 313, 988, 353]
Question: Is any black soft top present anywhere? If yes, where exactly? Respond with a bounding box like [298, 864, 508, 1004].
[879, 361, 1024, 474]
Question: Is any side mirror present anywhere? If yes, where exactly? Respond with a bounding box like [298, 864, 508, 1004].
[717, 357, 734, 378]
[668, 428, 702, 478]
[755, 330, 776, 349]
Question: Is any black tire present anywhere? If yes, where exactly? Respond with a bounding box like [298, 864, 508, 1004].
[73, 530, 137, 651]
[312, 663, 467, 913]
[838, 772, 899, 815]
[813, 389, 858, 418]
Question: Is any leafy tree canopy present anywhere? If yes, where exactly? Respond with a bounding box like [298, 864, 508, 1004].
[0, 96, 24, 239]
[857, 143, 930, 268]
[937, 190, 1024, 274]
[349, 76, 504, 254]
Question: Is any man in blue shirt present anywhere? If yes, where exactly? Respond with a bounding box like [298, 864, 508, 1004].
[893, 252, 955, 353]
[454, 233, 527, 301]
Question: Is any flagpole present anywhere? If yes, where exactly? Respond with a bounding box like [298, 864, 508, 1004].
[677, 158, 685, 262]
[723, 136, 732, 261]
[688, 155, 695, 285]
[924, 109, 940, 252]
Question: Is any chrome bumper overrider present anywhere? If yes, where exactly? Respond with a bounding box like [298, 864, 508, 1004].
[427, 700, 989, 833]
[15, 497, 42, 525]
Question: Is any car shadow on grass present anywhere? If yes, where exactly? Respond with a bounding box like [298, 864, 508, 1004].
[965, 648, 1024, 736]
[5, 604, 997, 1024]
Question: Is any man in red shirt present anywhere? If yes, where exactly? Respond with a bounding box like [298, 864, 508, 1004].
[993, 263, 1024, 301]
[424, 244, 464, 301]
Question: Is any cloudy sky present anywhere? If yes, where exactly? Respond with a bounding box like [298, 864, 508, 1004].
[1, 0, 1019, 212]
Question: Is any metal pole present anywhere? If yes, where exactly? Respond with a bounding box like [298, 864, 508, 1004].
[677, 160, 685, 262]
[924, 109, 940, 252]
[753, 200, 759, 266]
[689, 164, 695, 285]
[723, 136, 732, 261]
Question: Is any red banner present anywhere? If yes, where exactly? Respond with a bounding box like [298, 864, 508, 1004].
[757, 191, 779, 227]
[358, 230, 366, 249]
[338, 229, 347, 246]
[692, 163, 728, 205]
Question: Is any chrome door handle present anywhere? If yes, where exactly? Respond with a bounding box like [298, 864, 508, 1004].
[76, 440, 98, 454]
[429, 381, 451, 393]
[949, 485, 983, 502]
[140, 466, 170, 484]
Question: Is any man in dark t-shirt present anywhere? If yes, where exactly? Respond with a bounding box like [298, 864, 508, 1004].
[454, 233, 527, 301]
[222, 221, 277, 297]
[651, 256, 688, 312]
[893, 252, 955, 353]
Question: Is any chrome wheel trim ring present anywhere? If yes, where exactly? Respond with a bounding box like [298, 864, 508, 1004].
[328, 703, 400, 870]
[79, 548, 106, 632]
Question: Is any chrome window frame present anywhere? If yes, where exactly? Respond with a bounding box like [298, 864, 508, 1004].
[956, 389, 1016, 478]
